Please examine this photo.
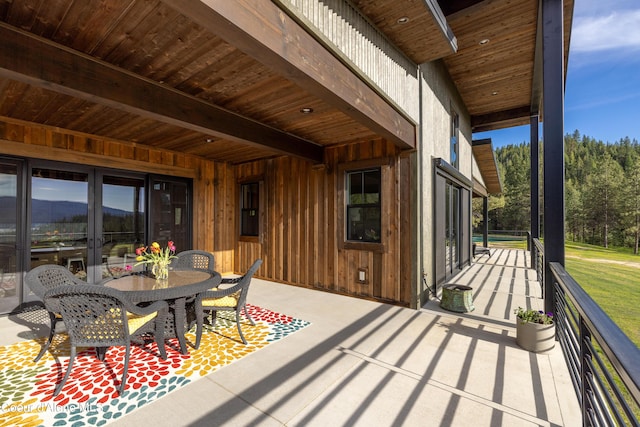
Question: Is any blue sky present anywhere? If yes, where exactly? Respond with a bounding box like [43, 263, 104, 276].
[476, 0, 640, 148]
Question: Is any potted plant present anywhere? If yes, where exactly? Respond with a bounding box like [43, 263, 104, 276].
[514, 307, 555, 352]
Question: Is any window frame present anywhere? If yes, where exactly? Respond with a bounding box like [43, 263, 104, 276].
[345, 168, 381, 243]
[238, 178, 264, 242]
[450, 110, 460, 169]
[338, 159, 389, 253]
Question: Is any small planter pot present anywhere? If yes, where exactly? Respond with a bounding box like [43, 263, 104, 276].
[441, 284, 475, 313]
[516, 321, 555, 352]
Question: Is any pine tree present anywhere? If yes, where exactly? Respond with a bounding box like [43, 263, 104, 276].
[622, 153, 640, 254]
[495, 143, 530, 231]
[565, 179, 583, 242]
[493, 133, 640, 252]
[581, 153, 623, 247]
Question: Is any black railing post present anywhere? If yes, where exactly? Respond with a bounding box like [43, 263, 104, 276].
[531, 235, 536, 269]
[482, 196, 489, 248]
[530, 115, 539, 267]
[542, 0, 565, 314]
[534, 239, 545, 297]
[580, 318, 593, 423]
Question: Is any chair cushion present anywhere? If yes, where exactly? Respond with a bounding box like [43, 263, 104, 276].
[90, 308, 158, 335]
[126, 311, 159, 334]
[202, 292, 240, 308]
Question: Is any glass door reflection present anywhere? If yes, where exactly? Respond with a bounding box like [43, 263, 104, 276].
[30, 168, 89, 280]
[0, 161, 20, 314]
[100, 175, 145, 277]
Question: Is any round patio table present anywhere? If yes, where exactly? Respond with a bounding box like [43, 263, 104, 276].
[105, 269, 221, 354]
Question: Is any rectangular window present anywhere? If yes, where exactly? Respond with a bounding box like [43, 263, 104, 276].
[450, 111, 459, 168]
[346, 169, 381, 243]
[241, 182, 260, 237]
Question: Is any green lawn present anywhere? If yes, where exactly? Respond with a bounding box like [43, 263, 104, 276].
[564, 242, 640, 420]
[565, 242, 640, 348]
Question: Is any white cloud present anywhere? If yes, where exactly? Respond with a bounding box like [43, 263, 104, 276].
[571, 9, 640, 53]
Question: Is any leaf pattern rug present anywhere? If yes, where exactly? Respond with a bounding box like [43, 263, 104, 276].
[0, 305, 310, 427]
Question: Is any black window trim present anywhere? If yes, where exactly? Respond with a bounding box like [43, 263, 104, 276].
[338, 158, 390, 254]
[450, 109, 460, 169]
[238, 176, 264, 243]
[346, 168, 382, 243]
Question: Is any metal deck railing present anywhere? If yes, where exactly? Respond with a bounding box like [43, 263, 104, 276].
[531, 238, 640, 426]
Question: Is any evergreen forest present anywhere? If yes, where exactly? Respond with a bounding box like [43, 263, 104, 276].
[479, 131, 640, 254]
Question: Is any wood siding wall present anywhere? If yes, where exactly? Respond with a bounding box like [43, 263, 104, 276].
[232, 139, 413, 306]
[1, 117, 414, 306]
[0, 117, 235, 274]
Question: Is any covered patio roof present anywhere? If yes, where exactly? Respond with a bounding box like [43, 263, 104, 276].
[0, 0, 573, 165]
[472, 138, 502, 195]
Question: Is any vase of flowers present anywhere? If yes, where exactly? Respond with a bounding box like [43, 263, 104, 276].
[134, 241, 177, 281]
[514, 307, 555, 352]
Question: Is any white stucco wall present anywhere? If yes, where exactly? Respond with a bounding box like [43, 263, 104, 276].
[417, 60, 472, 306]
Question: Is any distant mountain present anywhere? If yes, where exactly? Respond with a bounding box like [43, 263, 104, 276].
[32, 199, 90, 223]
[0, 197, 132, 223]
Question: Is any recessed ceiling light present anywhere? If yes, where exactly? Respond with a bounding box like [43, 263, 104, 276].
[479, 38, 490, 45]
[397, 16, 410, 24]
[491, 91, 499, 96]
[205, 138, 214, 143]
[300, 107, 314, 114]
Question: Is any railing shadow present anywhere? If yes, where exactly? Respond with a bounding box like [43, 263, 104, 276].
[186, 257, 570, 426]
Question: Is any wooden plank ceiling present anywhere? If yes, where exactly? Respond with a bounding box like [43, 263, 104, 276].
[0, 0, 573, 165]
[472, 139, 502, 195]
[357, 0, 573, 133]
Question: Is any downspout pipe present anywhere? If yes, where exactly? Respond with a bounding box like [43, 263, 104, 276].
[418, 64, 426, 304]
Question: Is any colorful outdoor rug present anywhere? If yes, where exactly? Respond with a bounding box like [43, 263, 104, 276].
[0, 305, 310, 427]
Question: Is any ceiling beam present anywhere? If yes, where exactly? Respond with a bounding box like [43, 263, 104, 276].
[471, 106, 532, 132]
[162, 0, 416, 150]
[0, 22, 324, 163]
[438, 0, 486, 16]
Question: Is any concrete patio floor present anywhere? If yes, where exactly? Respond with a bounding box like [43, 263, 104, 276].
[1, 248, 581, 426]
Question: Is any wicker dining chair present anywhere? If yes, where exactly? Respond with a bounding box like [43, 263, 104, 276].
[25, 264, 86, 362]
[193, 259, 262, 348]
[173, 250, 215, 271]
[43, 284, 169, 396]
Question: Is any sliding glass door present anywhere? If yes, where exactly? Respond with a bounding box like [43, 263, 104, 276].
[27, 164, 147, 286]
[434, 164, 472, 287]
[0, 159, 21, 314]
[21, 161, 191, 303]
[445, 184, 460, 279]
[99, 174, 146, 277]
[149, 176, 190, 253]
[29, 167, 90, 281]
